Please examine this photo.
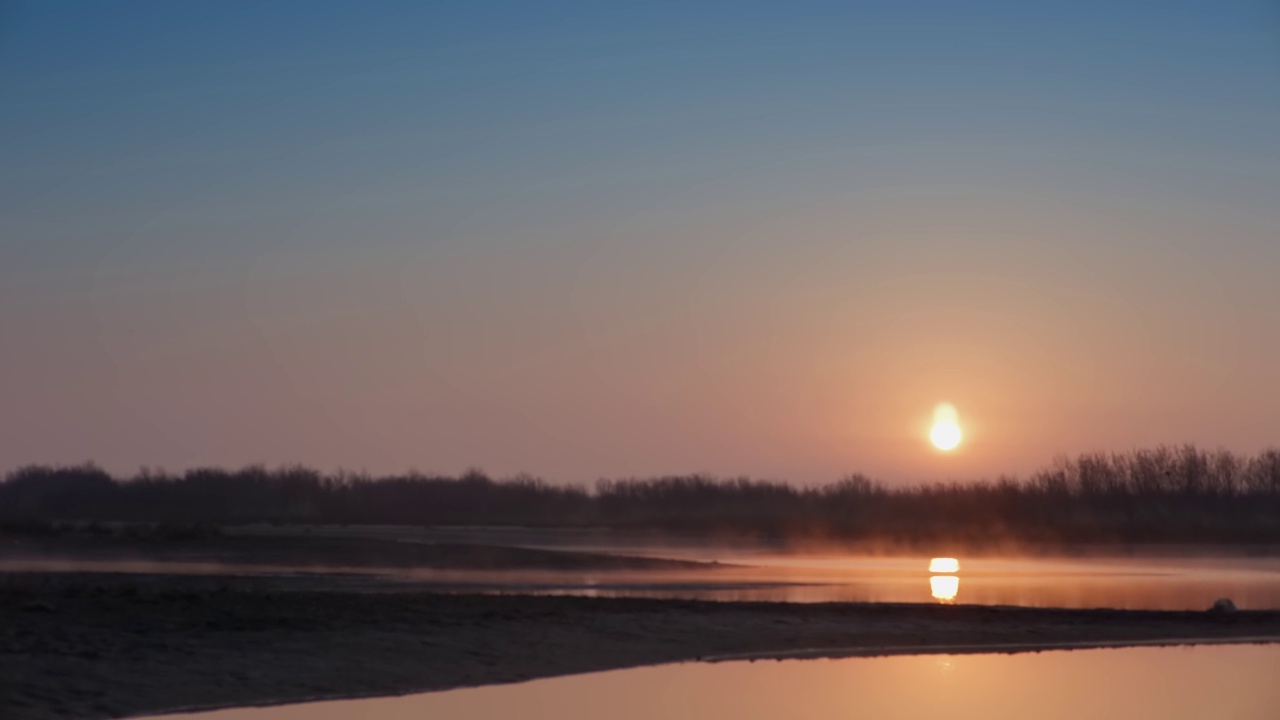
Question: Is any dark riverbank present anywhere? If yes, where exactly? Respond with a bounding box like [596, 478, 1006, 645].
[4, 572, 1280, 720]
[0, 531, 719, 572]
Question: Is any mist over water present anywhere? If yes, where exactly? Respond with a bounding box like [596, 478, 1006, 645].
[8, 525, 1280, 610]
[476, 552, 1280, 609]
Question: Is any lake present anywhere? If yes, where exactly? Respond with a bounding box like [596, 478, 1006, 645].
[142, 642, 1280, 720]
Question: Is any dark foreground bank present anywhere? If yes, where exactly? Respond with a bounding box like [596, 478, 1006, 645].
[3, 572, 1279, 720]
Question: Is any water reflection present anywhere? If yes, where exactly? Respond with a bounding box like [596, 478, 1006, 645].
[930, 575, 959, 603]
[928, 556, 960, 603]
[928, 557, 960, 573]
[145, 644, 1280, 720]
[6, 553, 1280, 611]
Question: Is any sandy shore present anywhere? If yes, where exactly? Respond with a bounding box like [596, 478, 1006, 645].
[3, 571, 1279, 720]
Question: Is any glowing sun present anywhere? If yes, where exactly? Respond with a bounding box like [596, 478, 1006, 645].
[930, 403, 963, 451]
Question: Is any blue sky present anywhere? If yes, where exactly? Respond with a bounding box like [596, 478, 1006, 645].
[2, 1, 1278, 481]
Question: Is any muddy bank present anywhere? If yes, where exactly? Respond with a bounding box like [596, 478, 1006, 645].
[3, 572, 1279, 720]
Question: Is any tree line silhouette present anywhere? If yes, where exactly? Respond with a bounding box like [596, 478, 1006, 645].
[2, 445, 1278, 546]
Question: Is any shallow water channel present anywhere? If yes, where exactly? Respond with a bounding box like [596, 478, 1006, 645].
[8, 551, 1280, 609]
[145, 643, 1280, 720]
[497, 554, 1280, 609]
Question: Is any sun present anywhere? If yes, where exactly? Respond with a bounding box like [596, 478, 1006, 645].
[930, 421, 962, 450]
[929, 403, 963, 451]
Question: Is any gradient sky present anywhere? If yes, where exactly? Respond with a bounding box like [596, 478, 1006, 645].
[3, 0, 1278, 484]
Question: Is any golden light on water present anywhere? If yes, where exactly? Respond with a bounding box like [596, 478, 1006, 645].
[929, 402, 962, 451]
[930, 575, 959, 603]
[928, 556, 960, 603]
[928, 557, 960, 573]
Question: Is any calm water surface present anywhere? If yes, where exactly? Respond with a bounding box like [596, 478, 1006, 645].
[145, 643, 1280, 720]
[273, 525, 1280, 609]
[8, 525, 1280, 609]
[506, 554, 1280, 609]
[8, 553, 1280, 608]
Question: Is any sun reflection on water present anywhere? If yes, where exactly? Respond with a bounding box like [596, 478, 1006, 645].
[930, 575, 959, 603]
[928, 557, 960, 573]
